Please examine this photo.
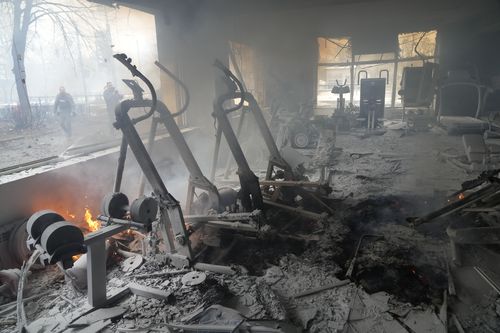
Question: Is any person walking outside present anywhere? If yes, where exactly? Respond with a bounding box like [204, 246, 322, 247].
[103, 82, 122, 127]
[54, 86, 75, 137]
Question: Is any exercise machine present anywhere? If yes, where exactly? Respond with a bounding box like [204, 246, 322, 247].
[211, 60, 330, 218]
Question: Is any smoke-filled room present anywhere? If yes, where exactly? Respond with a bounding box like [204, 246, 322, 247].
[1, 0, 500, 332]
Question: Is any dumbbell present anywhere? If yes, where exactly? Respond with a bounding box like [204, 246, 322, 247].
[26, 210, 85, 269]
[101, 192, 158, 229]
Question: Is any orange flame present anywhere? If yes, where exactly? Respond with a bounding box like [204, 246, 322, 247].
[458, 193, 465, 200]
[85, 208, 100, 232]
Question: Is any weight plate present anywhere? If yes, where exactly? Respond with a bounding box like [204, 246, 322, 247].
[26, 210, 64, 240]
[9, 220, 30, 265]
[293, 132, 309, 148]
[40, 222, 84, 255]
[102, 192, 129, 218]
[121, 255, 144, 272]
[130, 196, 158, 223]
[218, 187, 238, 209]
[181, 271, 206, 286]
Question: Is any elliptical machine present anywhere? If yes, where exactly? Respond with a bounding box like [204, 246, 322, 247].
[332, 79, 350, 115]
[330, 79, 353, 131]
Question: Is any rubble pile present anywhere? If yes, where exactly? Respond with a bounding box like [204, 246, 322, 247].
[1, 193, 475, 333]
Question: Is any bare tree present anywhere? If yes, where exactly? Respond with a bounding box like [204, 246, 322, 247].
[10, 0, 32, 119]
[1, 0, 103, 127]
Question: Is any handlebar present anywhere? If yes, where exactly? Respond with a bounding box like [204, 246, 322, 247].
[154, 61, 190, 118]
[113, 53, 157, 123]
[335, 79, 348, 87]
[213, 59, 245, 113]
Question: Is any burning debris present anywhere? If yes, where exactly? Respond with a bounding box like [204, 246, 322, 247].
[84, 208, 101, 233]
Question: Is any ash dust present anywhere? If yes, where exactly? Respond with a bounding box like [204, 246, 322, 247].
[0, 194, 454, 332]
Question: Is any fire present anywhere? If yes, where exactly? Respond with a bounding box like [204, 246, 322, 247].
[84, 208, 100, 232]
[458, 193, 465, 200]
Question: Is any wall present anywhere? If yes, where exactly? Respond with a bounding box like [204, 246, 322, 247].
[142, 0, 500, 126]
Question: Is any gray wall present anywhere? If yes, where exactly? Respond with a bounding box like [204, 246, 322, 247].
[148, 0, 500, 127]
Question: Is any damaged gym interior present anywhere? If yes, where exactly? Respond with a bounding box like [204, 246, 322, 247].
[1, 0, 500, 331]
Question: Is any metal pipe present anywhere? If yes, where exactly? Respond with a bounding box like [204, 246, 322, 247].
[185, 210, 260, 223]
[154, 61, 190, 118]
[263, 199, 326, 220]
[223, 111, 246, 179]
[191, 220, 258, 233]
[96, 215, 145, 229]
[113, 136, 128, 193]
[210, 126, 223, 182]
[391, 60, 399, 108]
[138, 118, 159, 196]
[474, 266, 500, 295]
[193, 262, 236, 275]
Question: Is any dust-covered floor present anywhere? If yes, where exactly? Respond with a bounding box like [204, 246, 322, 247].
[1, 120, 499, 332]
[3, 193, 498, 332]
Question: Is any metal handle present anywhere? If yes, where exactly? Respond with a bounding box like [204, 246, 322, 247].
[154, 61, 190, 118]
[379, 69, 389, 85]
[213, 59, 245, 113]
[357, 70, 368, 85]
[113, 53, 157, 123]
[336, 79, 348, 87]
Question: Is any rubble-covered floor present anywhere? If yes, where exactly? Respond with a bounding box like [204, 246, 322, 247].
[2, 121, 500, 332]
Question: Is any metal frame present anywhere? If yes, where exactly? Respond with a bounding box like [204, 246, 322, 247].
[447, 223, 500, 266]
[84, 224, 127, 307]
[138, 101, 220, 214]
[211, 62, 330, 218]
[212, 91, 296, 181]
[212, 92, 264, 211]
[114, 99, 193, 259]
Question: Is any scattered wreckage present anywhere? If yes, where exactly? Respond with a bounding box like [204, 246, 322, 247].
[1, 56, 499, 333]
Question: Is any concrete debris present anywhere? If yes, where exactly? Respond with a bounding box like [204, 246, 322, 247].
[128, 282, 174, 301]
[292, 279, 350, 299]
[131, 269, 189, 279]
[0, 269, 22, 298]
[402, 308, 446, 332]
[76, 319, 112, 333]
[255, 278, 287, 321]
[24, 314, 67, 333]
[463, 134, 487, 164]
[6, 168, 500, 333]
[69, 306, 126, 327]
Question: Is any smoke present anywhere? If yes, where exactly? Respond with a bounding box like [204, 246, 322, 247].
[0, 4, 159, 104]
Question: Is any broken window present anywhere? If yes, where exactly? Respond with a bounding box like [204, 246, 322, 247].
[317, 31, 437, 108]
[398, 30, 437, 59]
[394, 30, 437, 106]
[229, 41, 265, 106]
[354, 52, 395, 63]
[317, 37, 351, 64]
[317, 38, 352, 107]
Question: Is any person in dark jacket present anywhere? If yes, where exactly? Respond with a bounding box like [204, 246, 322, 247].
[54, 86, 75, 137]
[103, 82, 122, 126]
